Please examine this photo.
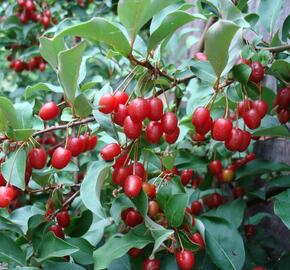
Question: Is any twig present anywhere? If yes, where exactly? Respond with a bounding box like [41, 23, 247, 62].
[259, 44, 290, 53]
[195, 17, 216, 53]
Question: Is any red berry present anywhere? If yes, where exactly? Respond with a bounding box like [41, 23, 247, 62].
[142, 183, 156, 199]
[128, 98, 149, 123]
[233, 186, 245, 198]
[0, 186, 14, 208]
[129, 162, 146, 180]
[114, 91, 128, 105]
[252, 267, 265, 270]
[113, 104, 128, 126]
[192, 107, 212, 135]
[191, 200, 202, 215]
[128, 248, 143, 257]
[225, 128, 243, 151]
[238, 130, 251, 152]
[0, 173, 5, 186]
[236, 58, 251, 66]
[278, 109, 289, 124]
[112, 166, 130, 186]
[190, 232, 205, 249]
[176, 250, 195, 270]
[161, 112, 178, 134]
[39, 102, 60, 121]
[165, 127, 180, 144]
[249, 62, 264, 83]
[87, 135, 98, 150]
[19, 12, 29, 24]
[14, 59, 25, 72]
[243, 108, 261, 129]
[56, 210, 70, 228]
[17, 0, 26, 7]
[211, 118, 233, 141]
[51, 147, 72, 169]
[67, 137, 83, 157]
[237, 99, 253, 118]
[124, 175, 142, 198]
[100, 143, 121, 161]
[148, 97, 163, 121]
[28, 148, 47, 169]
[252, 100, 268, 118]
[125, 209, 143, 227]
[180, 169, 193, 185]
[142, 258, 160, 270]
[44, 10, 52, 18]
[145, 121, 163, 144]
[25, 0, 36, 12]
[99, 93, 117, 114]
[276, 87, 290, 108]
[194, 52, 207, 61]
[113, 153, 129, 169]
[41, 16, 50, 29]
[148, 200, 160, 218]
[28, 57, 38, 71]
[48, 224, 64, 239]
[209, 160, 222, 175]
[244, 224, 256, 237]
[123, 116, 143, 139]
[39, 63, 46, 72]
[246, 153, 256, 162]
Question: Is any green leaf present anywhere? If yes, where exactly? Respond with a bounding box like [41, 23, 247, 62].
[43, 262, 86, 270]
[162, 156, 175, 170]
[252, 125, 290, 137]
[179, 230, 201, 252]
[74, 93, 92, 118]
[236, 160, 290, 180]
[282, 14, 290, 41]
[258, 0, 283, 34]
[0, 96, 19, 129]
[1, 147, 26, 190]
[13, 129, 35, 142]
[36, 232, 79, 262]
[201, 216, 245, 270]
[58, 41, 86, 103]
[0, 216, 23, 234]
[151, 227, 174, 255]
[268, 59, 290, 81]
[190, 60, 216, 84]
[274, 189, 290, 230]
[232, 64, 251, 84]
[66, 238, 94, 265]
[93, 224, 153, 270]
[266, 175, 290, 192]
[14, 102, 33, 129]
[25, 83, 63, 99]
[64, 210, 93, 237]
[206, 199, 246, 228]
[205, 20, 239, 76]
[0, 232, 26, 266]
[56, 18, 131, 57]
[80, 160, 111, 218]
[110, 194, 134, 224]
[118, 0, 179, 42]
[248, 212, 271, 225]
[131, 190, 148, 217]
[108, 255, 130, 270]
[148, 11, 205, 51]
[164, 193, 188, 227]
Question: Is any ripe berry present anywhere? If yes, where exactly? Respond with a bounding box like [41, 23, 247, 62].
[14, 59, 25, 72]
[67, 137, 84, 157]
[39, 102, 60, 121]
[252, 267, 265, 270]
[192, 133, 205, 142]
[114, 91, 128, 105]
[191, 200, 202, 215]
[225, 128, 243, 151]
[246, 153, 256, 162]
[148, 201, 160, 218]
[99, 93, 116, 114]
[252, 100, 268, 118]
[146, 121, 163, 144]
[17, 0, 26, 7]
[129, 162, 146, 181]
[56, 210, 70, 228]
[249, 62, 264, 83]
[190, 232, 205, 249]
[211, 118, 233, 141]
[28, 148, 47, 169]
[148, 97, 163, 121]
[113, 153, 129, 169]
[180, 169, 193, 185]
[243, 108, 261, 129]
[276, 87, 290, 108]
[192, 107, 212, 135]
[128, 98, 149, 123]
[44, 10, 52, 18]
[123, 116, 143, 139]
[0, 173, 5, 186]
[233, 186, 245, 198]
[87, 135, 98, 150]
[51, 147, 72, 169]
[128, 248, 143, 257]
[112, 166, 130, 186]
[238, 130, 251, 152]
[236, 58, 251, 66]
[0, 186, 14, 208]
[161, 112, 178, 134]
[209, 160, 222, 175]
[278, 109, 289, 124]
[78, 133, 89, 152]
[194, 52, 207, 61]
[100, 143, 121, 161]
[113, 104, 128, 126]
[124, 175, 142, 198]
[48, 224, 64, 239]
[25, 0, 36, 12]
[142, 258, 160, 270]
[125, 209, 143, 227]
[176, 250, 195, 270]
[142, 182, 156, 199]
[28, 57, 38, 71]
[41, 16, 50, 29]
[39, 62, 46, 72]
[165, 127, 180, 144]
[237, 98, 253, 118]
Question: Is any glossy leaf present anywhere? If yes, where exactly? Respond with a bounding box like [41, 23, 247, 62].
[74, 93, 93, 118]
[0, 96, 19, 129]
[274, 189, 290, 230]
[44, 262, 86, 270]
[110, 194, 134, 224]
[232, 64, 251, 84]
[25, 82, 63, 99]
[131, 189, 148, 217]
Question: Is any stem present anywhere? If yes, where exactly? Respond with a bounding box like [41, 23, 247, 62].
[224, 93, 229, 119]
[259, 44, 290, 53]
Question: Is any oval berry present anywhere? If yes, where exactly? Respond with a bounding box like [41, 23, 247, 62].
[114, 91, 129, 105]
[98, 93, 116, 114]
[145, 121, 163, 144]
[51, 147, 72, 169]
[112, 166, 130, 186]
[100, 143, 121, 161]
[123, 116, 143, 139]
[176, 250, 195, 270]
[56, 210, 70, 228]
[39, 102, 60, 121]
[113, 104, 128, 126]
[142, 258, 160, 270]
[243, 108, 261, 129]
[165, 127, 180, 144]
[124, 175, 142, 198]
[148, 97, 163, 121]
[128, 98, 149, 123]
[161, 112, 178, 134]
[211, 118, 233, 141]
[28, 148, 47, 169]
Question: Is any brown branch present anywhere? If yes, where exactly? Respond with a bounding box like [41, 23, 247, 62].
[32, 116, 95, 137]
[259, 44, 290, 53]
[195, 17, 216, 53]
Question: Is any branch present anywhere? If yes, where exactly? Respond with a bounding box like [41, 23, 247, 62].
[32, 116, 95, 137]
[259, 44, 290, 53]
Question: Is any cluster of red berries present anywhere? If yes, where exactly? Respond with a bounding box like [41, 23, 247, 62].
[48, 210, 71, 239]
[99, 91, 179, 144]
[273, 87, 290, 124]
[8, 55, 46, 73]
[16, 0, 53, 29]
